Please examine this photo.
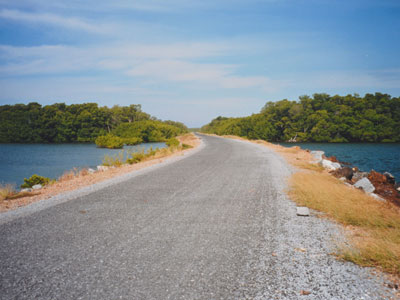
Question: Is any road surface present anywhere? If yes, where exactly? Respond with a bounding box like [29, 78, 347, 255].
[0, 134, 395, 299]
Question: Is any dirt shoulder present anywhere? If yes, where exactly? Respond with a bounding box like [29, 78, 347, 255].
[0, 133, 201, 213]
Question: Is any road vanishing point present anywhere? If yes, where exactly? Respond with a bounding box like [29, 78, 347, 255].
[0, 134, 396, 299]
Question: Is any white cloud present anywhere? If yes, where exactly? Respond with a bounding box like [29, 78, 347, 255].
[0, 9, 110, 33]
[0, 42, 276, 91]
[127, 59, 275, 90]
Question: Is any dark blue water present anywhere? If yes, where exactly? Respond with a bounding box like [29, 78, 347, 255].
[276, 143, 400, 180]
[0, 143, 166, 187]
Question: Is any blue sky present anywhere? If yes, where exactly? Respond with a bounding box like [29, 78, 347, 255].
[0, 0, 399, 127]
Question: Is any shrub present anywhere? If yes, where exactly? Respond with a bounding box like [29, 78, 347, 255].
[182, 143, 193, 149]
[95, 134, 124, 149]
[21, 174, 51, 188]
[166, 137, 179, 148]
[102, 151, 125, 167]
[58, 170, 75, 182]
[126, 150, 146, 164]
[123, 137, 142, 145]
[0, 184, 16, 201]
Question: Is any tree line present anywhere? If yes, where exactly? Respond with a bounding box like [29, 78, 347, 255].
[0, 102, 188, 144]
[201, 93, 400, 142]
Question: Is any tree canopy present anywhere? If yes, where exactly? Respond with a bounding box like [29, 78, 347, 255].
[201, 93, 400, 142]
[0, 103, 188, 143]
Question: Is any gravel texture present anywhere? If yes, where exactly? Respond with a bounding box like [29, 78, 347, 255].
[0, 134, 397, 299]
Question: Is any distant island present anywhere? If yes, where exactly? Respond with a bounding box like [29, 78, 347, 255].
[201, 93, 400, 143]
[0, 103, 187, 148]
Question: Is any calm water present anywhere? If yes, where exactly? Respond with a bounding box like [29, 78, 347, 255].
[276, 143, 400, 180]
[0, 143, 166, 187]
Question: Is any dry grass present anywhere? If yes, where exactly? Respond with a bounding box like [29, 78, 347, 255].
[0, 184, 37, 202]
[79, 168, 89, 177]
[58, 170, 76, 182]
[0, 184, 15, 202]
[289, 170, 400, 275]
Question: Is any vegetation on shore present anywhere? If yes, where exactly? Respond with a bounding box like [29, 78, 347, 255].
[0, 103, 188, 144]
[102, 137, 193, 167]
[21, 174, 52, 188]
[201, 93, 400, 142]
[1, 134, 198, 211]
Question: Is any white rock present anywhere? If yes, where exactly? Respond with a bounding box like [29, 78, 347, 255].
[88, 168, 96, 174]
[97, 165, 108, 172]
[296, 207, 310, 216]
[354, 178, 375, 194]
[320, 159, 341, 171]
[370, 193, 386, 202]
[310, 150, 324, 163]
[339, 177, 346, 181]
[32, 184, 42, 190]
[20, 188, 32, 192]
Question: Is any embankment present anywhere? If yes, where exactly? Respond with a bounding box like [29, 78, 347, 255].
[213, 134, 400, 280]
[0, 133, 201, 213]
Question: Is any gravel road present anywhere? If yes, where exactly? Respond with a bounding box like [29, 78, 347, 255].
[0, 134, 397, 299]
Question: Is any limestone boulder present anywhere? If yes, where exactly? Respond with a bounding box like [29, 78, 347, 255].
[354, 178, 375, 194]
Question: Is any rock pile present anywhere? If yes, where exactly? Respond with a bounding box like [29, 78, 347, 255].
[310, 150, 400, 205]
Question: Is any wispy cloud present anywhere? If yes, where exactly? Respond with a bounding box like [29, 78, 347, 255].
[0, 42, 276, 91]
[0, 9, 110, 34]
[127, 59, 276, 91]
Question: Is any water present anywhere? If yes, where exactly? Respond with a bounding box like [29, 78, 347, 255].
[276, 143, 400, 180]
[0, 143, 166, 187]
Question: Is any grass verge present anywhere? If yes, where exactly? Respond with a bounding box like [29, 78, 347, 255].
[289, 170, 400, 275]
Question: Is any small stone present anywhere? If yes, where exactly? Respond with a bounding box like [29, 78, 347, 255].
[296, 207, 310, 216]
[88, 168, 96, 174]
[300, 290, 311, 295]
[20, 188, 32, 193]
[32, 184, 42, 190]
[333, 167, 354, 180]
[97, 165, 108, 172]
[339, 177, 346, 181]
[352, 171, 368, 182]
[384, 172, 396, 185]
[354, 178, 375, 194]
[295, 247, 307, 252]
[310, 150, 324, 163]
[320, 159, 340, 171]
[370, 193, 386, 202]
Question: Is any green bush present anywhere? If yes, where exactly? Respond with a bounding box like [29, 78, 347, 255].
[127, 150, 146, 164]
[123, 137, 142, 145]
[21, 174, 51, 188]
[95, 134, 124, 149]
[126, 147, 159, 164]
[182, 143, 193, 149]
[166, 138, 180, 148]
[102, 151, 125, 167]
